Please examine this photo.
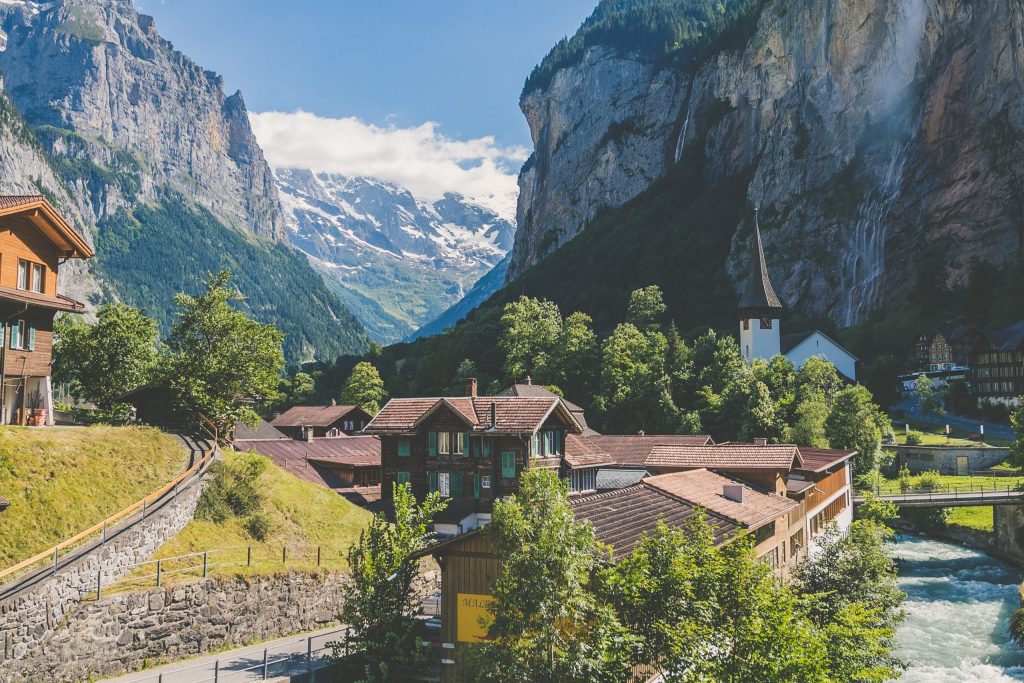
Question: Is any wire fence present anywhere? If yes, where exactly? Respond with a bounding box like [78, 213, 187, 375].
[118, 626, 352, 682]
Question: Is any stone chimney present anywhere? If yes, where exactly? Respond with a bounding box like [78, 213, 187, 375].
[723, 484, 745, 503]
[753, 437, 767, 446]
[525, 375, 532, 385]
[466, 377, 478, 397]
[331, 398, 337, 406]
[490, 402, 497, 429]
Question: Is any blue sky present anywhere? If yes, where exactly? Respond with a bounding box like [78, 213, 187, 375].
[138, 1, 596, 215]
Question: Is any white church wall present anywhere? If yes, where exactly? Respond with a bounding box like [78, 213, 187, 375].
[740, 317, 781, 361]
[785, 332, 857, 381]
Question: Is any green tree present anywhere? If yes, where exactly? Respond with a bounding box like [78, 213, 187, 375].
[791, 395, 831, 447]
[467, 469, 633, 683]
[625, 285, 667, 330]
[498, 296, 563, 383]
[52, 304, 159, 412]
[163, 270, 284, 431]
[341, 362, 387, 415]
[549, 311, 598, 400]
[596, 322, 678, 433]
[796, 357, 844, 407]
[824, 385, 889, 474]
[281, 371, 315, 407]
[1010, 403, 1024, 468]
[336, 482, 448, 682]
[914, 373, 943, 418]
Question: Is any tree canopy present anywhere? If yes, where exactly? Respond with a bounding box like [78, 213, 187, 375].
[341, 361, 388, 415]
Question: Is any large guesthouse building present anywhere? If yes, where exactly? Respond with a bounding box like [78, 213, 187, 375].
[0, 197, 92, 425]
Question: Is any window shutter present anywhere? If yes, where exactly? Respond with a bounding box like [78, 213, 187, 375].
[462, 432, 470, 457]
[397, 438, 410, 457]
[451, 472, 464, 498]
[473, 474, 481, 499]
[428, 431, 437, 457]
[428, 471, 438, 492]
[8, 320, 18, 350]
[481, 437, 491, 457]
[502, 452, 516, 478]
[27, 323, 35, 352]
[530, 434, 539, 456]
[397, 471, 410, 485]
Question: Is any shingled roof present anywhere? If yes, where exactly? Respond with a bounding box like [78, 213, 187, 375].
[364, 396, 581, 435]
[645, 443, 801, 470]
[578, 434, 715, 467]
[644, 469, 798, 528]
[738, 213, 782, 312]
[271, 404, 365, 428]
[497, 382, 593, 431]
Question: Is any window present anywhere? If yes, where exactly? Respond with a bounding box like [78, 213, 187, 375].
[16, 259, 27, 290]
[327, 428, 340, 437]
[428, 431, 438, 457]
[451, 472, 464, 498]
[428, 471, 438, 492]
[457, 432, 467, 457]
[759, 318, 773, 329]
[438, 432, 451, 454]
[31, 263, 44, 294]
[501, 451, 516, 478]
[570, 468, 596, 492]
[530, 433, 540, 456]
[752, 521, 776, 545]
[9, 319, 32, 351]
[438, 472, 450, 497]
[481, 475, 491, 489]
[397, 471, 410, 485]
[481, 437, 491, 457]
[397, 438, 411, 457]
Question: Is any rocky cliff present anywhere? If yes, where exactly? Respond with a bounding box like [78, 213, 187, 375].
[510, 0, 1024, 327]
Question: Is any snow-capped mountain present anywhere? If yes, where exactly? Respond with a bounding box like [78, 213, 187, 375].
[276, 168, 515, 343]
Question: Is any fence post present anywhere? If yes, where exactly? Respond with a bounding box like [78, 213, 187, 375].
[282, 546, 287, 564]
[96, 569, 101, 601]
[214, 659, 219, 682]
[262, 648, 268, 679]
[102, 522, 106, 545]
[156, 560, 162, 587]
[247, 546, 252, 567]
[142, 498, 146, 526]
[53, 547, 58, 576]
[203, 551, 208, 578]
[317, 546, 321, 567]
[307, 636, 313, 671]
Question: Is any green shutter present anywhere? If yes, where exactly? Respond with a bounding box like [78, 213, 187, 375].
[481, 437, 491, 457]
[462, 432, 470, 457]
[502, 452, 516, 478]
[9, 320, 18, 350]
[397, 438, 410, 457]
[451, 472, 464, 498]
[473, 474, 481, 499]
[530, 434, 540, 456]
[397, 471, 410, 485]
[27, 323, 35, 352]
[429, 471, 438, 492]
[428, 431, 437, 457]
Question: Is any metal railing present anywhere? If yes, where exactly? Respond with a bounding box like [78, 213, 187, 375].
[117, 627, 352, 682]
[854, 481, 1024, 507]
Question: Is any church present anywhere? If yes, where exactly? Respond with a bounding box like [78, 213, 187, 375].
[738, 214, 858, 382]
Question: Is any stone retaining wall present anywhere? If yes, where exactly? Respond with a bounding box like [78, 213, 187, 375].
[993, 505, 1024, 566]
[885, 444, 1008, 474]
[0, 467, 208, 671]
[2, 565, 440, 682]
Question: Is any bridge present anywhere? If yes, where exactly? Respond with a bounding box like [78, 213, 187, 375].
[854, 484, 1024, 508]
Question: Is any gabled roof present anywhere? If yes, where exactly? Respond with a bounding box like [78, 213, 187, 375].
[570, 484, 739, 560]
[0, 285, 84, 311]
[738, 213, 782, 311]
[497, 382, 590, 429]
[564, 434, 616, 468]
[643, 469, 798, 529]
[578, 434, 715, 467]
[794, 447, 856, 474]
[234, 436, 381, 489]
[0, 195, 93, 258]
[364, 395, 582, 435]
[271, 404, 367, 428]
[780, 329, 859, 363]
[978, 321, 1024, 353]
[645, 443, 802, 470]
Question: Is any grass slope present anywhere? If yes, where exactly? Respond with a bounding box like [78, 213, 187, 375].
[0, 426, 186, 569]
[126, 450, 371, 586]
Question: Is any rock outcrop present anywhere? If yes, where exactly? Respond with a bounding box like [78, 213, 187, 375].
[510, 0, 1024, 326]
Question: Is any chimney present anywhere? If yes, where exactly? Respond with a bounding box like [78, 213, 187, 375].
[753, 437, 767, 446]
[466, 377, 478, 397]
[305, 426, 314, 442]
[489, 402, 497, 429]
[637, 429, 645, 436]
[723, 484, 745, 503]
[331, 398, 337, 406]
[525, 375, 532, 385]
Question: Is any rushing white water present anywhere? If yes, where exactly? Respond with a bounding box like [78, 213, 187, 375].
[891, 534, 1024, 681]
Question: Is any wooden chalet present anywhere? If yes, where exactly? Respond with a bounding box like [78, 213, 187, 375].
[969, 320, 1024, 405]
[271, 402, 374, 439]
[0, 196, 92, 425]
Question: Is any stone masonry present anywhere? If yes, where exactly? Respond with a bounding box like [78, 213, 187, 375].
[0, 464, 208, 674]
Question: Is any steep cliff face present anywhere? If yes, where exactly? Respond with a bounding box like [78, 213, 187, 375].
[0, 0, 284, 239]
[510, 0, 1024, 327]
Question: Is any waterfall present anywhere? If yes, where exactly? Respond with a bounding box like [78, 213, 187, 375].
[837, 140, 909, 326]
[674, 106, 691, 163]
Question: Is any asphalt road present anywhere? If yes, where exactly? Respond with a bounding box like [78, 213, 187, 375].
[102, 626, 348, 683]
[893, 398, 1015, 441]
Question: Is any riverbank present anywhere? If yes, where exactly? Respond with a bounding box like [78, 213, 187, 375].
[890, 517, 1024, 571]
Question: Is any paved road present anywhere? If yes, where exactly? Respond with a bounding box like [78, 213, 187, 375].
[893, 398, 1014, 441]
[102, 626, 348, 683]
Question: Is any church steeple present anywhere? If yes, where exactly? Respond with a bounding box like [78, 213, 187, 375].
[738, 209, 782, 361]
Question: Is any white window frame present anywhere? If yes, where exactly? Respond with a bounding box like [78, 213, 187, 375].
[438, 432, 451, 454]
[31, 263, 44, 294]
[438, 472, 451, 497]
[16, 259, 28, 291]
[481, 475, 491, 489]
[10, 319, 26, 350]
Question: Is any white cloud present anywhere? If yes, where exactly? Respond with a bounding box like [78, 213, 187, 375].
[249, 110, 527, 220]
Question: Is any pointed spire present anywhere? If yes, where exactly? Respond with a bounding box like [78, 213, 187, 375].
[738, 208, 783, 311]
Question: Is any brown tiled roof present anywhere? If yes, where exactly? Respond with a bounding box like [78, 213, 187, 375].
[271, 404, 364, 428]
[337, 485, 382, 508]
[645, 444, 801, 470]
[0, 195, 93, 257]
[0, 285, 85, 311]
[0, 195, 45, 210]
[786, 478, 816, 495]
[365, 396, 577, 435]
[644, 469, 798, 528]
[564, 434, 615, 468]
[584, 434, 715, 466]
[571, 485, 738, 560]
[795, 447, 856, 474]
[234, 436, 380, 492]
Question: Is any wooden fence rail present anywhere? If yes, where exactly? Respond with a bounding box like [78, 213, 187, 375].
[0, 436, 217, 587]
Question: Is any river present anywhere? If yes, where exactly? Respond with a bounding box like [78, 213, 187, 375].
[892, 534, 1024, 681]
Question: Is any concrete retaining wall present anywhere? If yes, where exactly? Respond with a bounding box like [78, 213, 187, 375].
[993, 505, 1024, 566]
[0, 469, 207, 671]
[885, 445, 1009, 474]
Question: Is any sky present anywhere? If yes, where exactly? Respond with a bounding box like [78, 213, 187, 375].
[138, 0, 597, 216]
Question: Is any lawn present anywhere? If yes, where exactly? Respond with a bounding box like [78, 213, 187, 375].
[863, 474, 1024, 496]
[115, 449, 372, 589]
[947, 506, 994, 532]
[890, 418, 1011, 447]
[0, 425, 187, 569]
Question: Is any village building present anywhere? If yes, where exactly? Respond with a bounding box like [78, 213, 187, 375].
[271, 402, 374, 439]
[0, 196, 92, 425]
[739, 213, 858, 381]
[969, 320, 1024, 406]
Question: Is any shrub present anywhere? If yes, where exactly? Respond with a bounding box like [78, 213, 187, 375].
[855, 470, 885, 494]
[915, 470, 943, 492]
[897, 464, 913, 493]
[195, 452, 269, 527]
[905, 430, 924, 445]
[244, 511, 271, 541]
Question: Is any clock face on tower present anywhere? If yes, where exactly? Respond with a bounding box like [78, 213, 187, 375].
[760, 318, 773, 329]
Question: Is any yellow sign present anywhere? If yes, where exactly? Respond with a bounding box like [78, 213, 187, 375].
[456, 593, 494, 642]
